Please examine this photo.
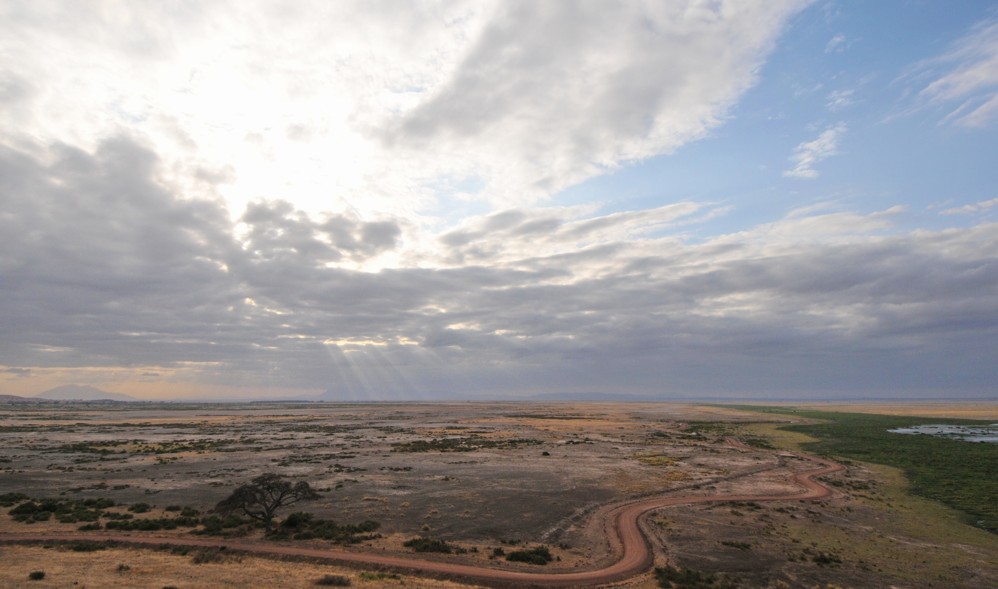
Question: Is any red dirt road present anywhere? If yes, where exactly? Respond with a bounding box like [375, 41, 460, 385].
[0, 452, 843, 588]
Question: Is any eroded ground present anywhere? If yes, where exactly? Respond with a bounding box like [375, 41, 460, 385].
[0, 402, 995, 588]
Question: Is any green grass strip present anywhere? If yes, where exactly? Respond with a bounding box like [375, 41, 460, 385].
[723, 406, 997, 533]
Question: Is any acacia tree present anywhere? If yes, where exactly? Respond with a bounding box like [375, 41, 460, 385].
[215, 473, 320, 534]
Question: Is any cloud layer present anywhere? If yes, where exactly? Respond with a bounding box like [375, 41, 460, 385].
[2, 2, 996, 400]
[0, 0, 809, 216]
[3, 137, 996, 398]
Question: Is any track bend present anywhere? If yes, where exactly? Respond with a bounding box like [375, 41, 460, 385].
[0, 452, 843, 588]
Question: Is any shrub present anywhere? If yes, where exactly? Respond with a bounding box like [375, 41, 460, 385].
[270, 513, 379, 544]
[506, 545, 553, 565]
[402, 537, 457, 554]
[28, 571, 45, 580]
[0, 492, 30, 506]
[654, 565, 738, 589]
[812, 551, 842, 566]
[315, 574, 351, 586]
[128, 503, 151, 513]
[195, 514, 251, 535]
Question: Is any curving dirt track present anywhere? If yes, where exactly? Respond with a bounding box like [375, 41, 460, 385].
[0, 451, 843, 588]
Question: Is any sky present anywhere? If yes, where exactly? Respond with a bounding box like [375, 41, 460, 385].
[2, 1, 997, 401]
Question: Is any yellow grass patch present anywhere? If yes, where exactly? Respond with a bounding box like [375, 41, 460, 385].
[0, 545, 487, 589]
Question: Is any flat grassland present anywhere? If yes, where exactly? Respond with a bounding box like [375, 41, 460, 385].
[0, 401, 995, 588]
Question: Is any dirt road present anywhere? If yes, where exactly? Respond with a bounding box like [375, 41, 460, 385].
[0, 452, 843, 588]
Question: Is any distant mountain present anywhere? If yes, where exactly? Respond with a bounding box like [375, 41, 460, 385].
[36, 384, 137, 402]
[0, 394, 49, 403]
[530, 391, 660, 402]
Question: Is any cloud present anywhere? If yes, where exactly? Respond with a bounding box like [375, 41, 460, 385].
[388, 1, 810, 205]
[3, 136, 997, 398]
[940, 197, 998, 216]
[908, 18, 998, 127]
[826, 89, 855, 111]
[783, 122, 847, 179]
[824, 33, 848, 53]
[0, 1, 810, 218]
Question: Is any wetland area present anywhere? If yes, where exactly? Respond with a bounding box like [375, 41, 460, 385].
[0, 401, 995, 588]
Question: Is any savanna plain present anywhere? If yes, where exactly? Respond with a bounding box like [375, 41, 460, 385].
[0, 401, 995, 589]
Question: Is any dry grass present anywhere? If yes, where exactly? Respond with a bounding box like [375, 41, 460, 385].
[0, 545, 487, 589]
[780, 462, 998, 587]
[738, 419, 998, 587]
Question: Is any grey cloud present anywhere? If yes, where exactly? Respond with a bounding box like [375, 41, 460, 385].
[3, 136, 996, 398]
[438, 204, 702, 266]
[361, 221, 401, 252]
[0, 72, 32, 105]
[240, 200, 401, 266]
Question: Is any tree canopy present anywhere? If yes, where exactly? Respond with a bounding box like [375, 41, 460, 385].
[215, 473, 320, 533]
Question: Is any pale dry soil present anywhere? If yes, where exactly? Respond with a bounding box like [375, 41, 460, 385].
[0, 544, 484, 589]
[1, 401, 996, 588]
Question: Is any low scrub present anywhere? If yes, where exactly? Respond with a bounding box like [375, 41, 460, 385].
[655, 565, 738, 588]
[505, 545, 553, 565]
[8, 497, 115, 524]
[270, 512, 380, 544]
[402, 536, 462, 554]
[194, 514, 253, 536]
[391, 436, 541, 453]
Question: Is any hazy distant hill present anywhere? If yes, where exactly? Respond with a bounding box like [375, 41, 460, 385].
[530, 391, 659, 402]
[0, 394, 49, 403]
[36, 384, 137, 402]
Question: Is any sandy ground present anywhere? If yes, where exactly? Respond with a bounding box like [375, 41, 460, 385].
[0, 544, 486, 589]
[1, 401, 995, 588]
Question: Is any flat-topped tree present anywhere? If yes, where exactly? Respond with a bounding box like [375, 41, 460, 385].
[215, 473, 320, 534]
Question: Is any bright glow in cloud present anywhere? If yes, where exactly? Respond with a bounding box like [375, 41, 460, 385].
[0, 1, 808, 221]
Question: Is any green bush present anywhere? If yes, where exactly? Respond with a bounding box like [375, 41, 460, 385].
[0, 492, 30, 506]
[271, 513, 379, 544]
[655, 565, 738, 588]
[106, 517, 185, 531]
[28, 571, 45, 581]
[505, 545, 553, 565]
[402, 536, 456, 553]
[195, 514, 251, 535]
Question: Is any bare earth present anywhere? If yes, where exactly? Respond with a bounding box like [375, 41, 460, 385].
[0, 401, 995, 588]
